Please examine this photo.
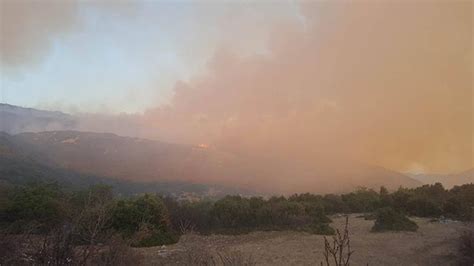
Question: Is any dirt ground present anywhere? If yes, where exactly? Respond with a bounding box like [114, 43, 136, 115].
[136, 214, 473, 265]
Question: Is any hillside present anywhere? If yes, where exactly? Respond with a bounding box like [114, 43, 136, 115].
[4, 130, 421, 194]
[409, 169, 474, 188]
[0, 103, 77, 134]
[0, 132, 250, 197]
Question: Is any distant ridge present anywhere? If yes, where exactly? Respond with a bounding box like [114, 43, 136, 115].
[3, 130, 421, 194]
[0, 131, 255, 198]
[409, 168, 474, 188]
[0, 104, 422, 194]
[0, 103, 77, 134]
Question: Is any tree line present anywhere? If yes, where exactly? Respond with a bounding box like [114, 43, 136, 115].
[1, 181, 473, 264]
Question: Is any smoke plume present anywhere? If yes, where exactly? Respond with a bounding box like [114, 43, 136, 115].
[141, 1, 473, 174]
[1, 1, 472, 177]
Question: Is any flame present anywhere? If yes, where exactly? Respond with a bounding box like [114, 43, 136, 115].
[198, 143, 209, 149]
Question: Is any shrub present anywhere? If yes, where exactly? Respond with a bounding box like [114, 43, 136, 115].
[269, 199, 308, 227]
[0, 184, 142, 265]
[29, 225, 77, 265]
[378, 186, 393, 207]
[131, 223, 178, 247]
[443, 197, 473, 221]
[391, 187, 412, 212]
[372, 207, 418, 232]
[111, 194, 178, 247]
[0, 223, 140, 266]
[74, 185, 116, 248]
[413, 183, 447, 202]
[307, 222, 335, 235]
[164, 197, 214, 233]
[450, 184, 474, 204]
[445, 184, 474, 221]
[406, 196, 443, 217]
[401, 183, 446, 217]
[209, 195, 334, 234]
[3, 183, 67, 233]
[321, 194, 348, 214]
[211, 195, 254, 229]
[341, 188, 380, 213]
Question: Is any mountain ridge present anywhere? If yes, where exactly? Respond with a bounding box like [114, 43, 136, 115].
[0, 103, 77, 134]
[0, 104, 423, 194]
[0, 131, 255, 198]
[408, 169, 474, 188]
[4, 129, 421, 194]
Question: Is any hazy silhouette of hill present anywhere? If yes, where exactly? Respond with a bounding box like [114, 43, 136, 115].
[2, 129, 421, 194]
[0, 132, 251, 197]
[409, 169, 474, 188]
[0, 103, 77, 134]
[0, 104, 422, 194]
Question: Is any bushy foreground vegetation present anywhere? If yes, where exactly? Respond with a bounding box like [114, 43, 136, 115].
[0, 184, 144, 265]
[1, 181, 473, 264]
[372, 207, 418, 232]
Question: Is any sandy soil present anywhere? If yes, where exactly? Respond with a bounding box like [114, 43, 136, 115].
[136, 214, 472, 265]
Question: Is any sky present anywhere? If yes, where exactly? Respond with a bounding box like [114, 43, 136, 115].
[1, 0, 473, 175]
[1, 0, 300, 113]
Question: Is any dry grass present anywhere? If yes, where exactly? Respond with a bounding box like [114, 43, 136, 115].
[178, 239, 256, 266]
[88, 235, 143, 266]
[138, 214, 472, 266]
[458, 229, 474, 266]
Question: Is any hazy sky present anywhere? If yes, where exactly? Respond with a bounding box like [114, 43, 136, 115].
[1, 0, 472, 174]
[1, 0, 300, 113]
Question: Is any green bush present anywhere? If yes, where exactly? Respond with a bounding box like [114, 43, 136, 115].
[387, 184, 474, 221]
[163, 196, 214, 233]
[391, 187, 413, 211]
[444, 184, 474, 221]
[372, 207, 418, 232]
[321, 194, 348, 214]
[132, 223, 178, 247]
[70, 184, 114, 209]
[306, 222, 335, 235]
[406, 196, 443, 217]
[402, 183, 446, 217]
[209, 195, 333, 234]
[4, 179, 473, 252]
[413, 183, 447, 202]
[378, 186, 393, 207]
[111, 194, 177, 247]
[341, 188, 380, 213]
[3, 183, 67, 232]
[211, 195, 254, 229]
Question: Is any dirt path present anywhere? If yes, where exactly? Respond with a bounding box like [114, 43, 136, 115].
[137, 214, 472, 265]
